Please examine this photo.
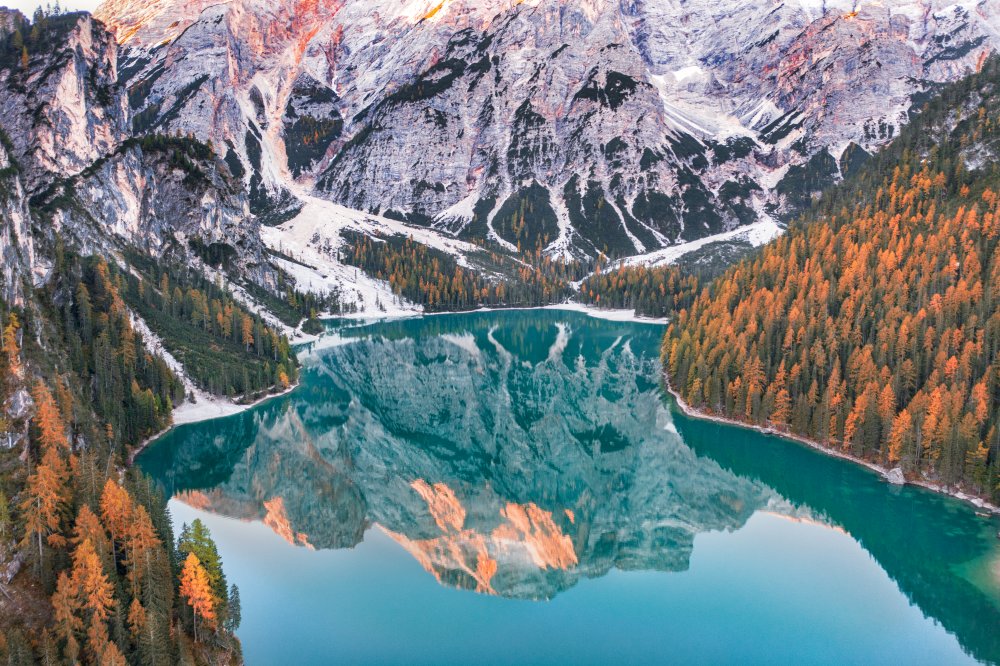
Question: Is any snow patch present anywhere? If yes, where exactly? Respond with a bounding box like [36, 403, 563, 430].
[261, 192, 487, 318]
[616, 216, 782, 269]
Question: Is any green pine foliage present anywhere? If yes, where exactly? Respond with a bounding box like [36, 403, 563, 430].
[578, 263, 702, 318]
[0, 7, 83, 73]
[177, 519, 231, 630]
[122, 253, 299, 399]
[0, 264, 241, 662]
[343, 232, 583, 312]
[44, 250, 184, 453]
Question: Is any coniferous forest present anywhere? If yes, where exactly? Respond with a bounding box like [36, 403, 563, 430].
[122, 253, 299, 400]
[343, 232, 583, 311]
[0, 257, 242, 663]
[577, 263, 702, 318]
[665, 57, 1000, 502]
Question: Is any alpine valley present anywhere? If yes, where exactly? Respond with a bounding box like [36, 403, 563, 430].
[0, 0, 999, 664]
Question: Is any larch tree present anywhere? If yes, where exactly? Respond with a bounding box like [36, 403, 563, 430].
[179, 552, 216, 642]
[31, 380, 69, 453]
[20, 445, 71, 577]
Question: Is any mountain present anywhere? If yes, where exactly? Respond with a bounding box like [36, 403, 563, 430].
[0, 9, 275, 292]
[96, 0, 1000, 259]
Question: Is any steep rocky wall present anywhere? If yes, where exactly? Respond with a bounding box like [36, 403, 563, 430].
[95, 0, 1000, 258]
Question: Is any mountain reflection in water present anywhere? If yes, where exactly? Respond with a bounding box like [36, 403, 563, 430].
[143, 312, 780, 599]
[139, 311, 1000, 664]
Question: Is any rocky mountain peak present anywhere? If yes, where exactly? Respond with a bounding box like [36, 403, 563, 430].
[0, 11, 126, 192]
[88, 0, 1000, 258]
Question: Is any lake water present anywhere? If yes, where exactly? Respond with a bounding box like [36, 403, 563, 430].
[137, 310, 1000, 665]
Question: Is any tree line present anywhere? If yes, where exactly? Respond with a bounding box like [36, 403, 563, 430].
[343, 232, 581, 312]
[578, 263, 702, 318]
[123, 253, 299, 400]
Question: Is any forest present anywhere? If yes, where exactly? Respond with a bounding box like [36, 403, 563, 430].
[342, 232, 584, 311]
[664, 56, 1000, 501]
[577, 263, 702, 318]
[123, 252, 298, 400]
[0, 256, 242, 663]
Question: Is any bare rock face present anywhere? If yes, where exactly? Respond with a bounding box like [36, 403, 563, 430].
[0, 130, 38, 304]
[0, 11, 274, 286]
[0, 12, 127, 192]
[96, 0, 1000, 258]
[99, 0, 350, 225]
[3, 388, 32, 423]
[885, 468, 906, 486]
[39, 138, 270, 281]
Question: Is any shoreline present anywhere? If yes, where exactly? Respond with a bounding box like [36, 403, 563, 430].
[133, 304, 661, 465]
[127, 382, 300, 465]
[663, 380, 1000, 516]
[135, 306, 999, 519]
[319, 300, 668, 326]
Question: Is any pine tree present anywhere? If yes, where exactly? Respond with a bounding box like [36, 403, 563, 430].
[100, 478, 133, 554]
[70, 505, 113, 572]
[0, 489, 11, 547]
[52, 572, 83, 663]
[177, 518, 227, 613]
[2, 313, 20, 380]
[226, 584, 241, 632]
[31, 380, 68, 453]
[123, 503, 161, 594]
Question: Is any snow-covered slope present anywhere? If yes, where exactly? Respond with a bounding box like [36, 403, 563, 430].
[95, 0, 1000, 259]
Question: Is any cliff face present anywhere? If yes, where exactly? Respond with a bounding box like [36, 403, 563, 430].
[4, 1, 997, 305]
[0, 12, 127, 192]
[0, 131, 37, 305]
[0, 10, 273, 291]
[96, 0, 1000, 257]
[38, 139, 271, 280]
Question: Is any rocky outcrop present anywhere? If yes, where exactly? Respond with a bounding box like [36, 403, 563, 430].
[0, 12, 127, 192]
[0, 130, 38, 304]
[37, 138, 269, 281]
[0, 11, 275, 286]
[97, 0, 350, 225]
[885, 468, 906, 485]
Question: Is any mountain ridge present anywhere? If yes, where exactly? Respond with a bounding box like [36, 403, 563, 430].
[93, 0, 1000, 259]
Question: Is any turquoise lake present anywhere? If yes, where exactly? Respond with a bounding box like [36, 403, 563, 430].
[137, 310, 1000, 665]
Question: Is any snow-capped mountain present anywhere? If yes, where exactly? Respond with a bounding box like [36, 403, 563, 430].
[94, 0, 1000, 258]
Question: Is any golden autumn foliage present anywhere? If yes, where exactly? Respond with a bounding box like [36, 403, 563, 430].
[667, 169, 1000, 498]
[19, 445, 71, 569]
[2, 312, 20, 380]
[31, 379, 68, 453]
[579, 263, 703, 318]
[180, 552, 217, 640]
[51, 535, 116, 663]
[344, 233, 581, 312]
